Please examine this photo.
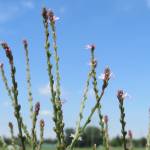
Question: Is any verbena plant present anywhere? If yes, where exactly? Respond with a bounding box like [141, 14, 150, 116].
[0, 7, 147, 150]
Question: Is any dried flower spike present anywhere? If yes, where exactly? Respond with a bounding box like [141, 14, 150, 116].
[42, 7, 48, 21]
[35, 102, 40, 115]
[0, 63, 3, 68]
[85, 44, 96, 51]
[47, 9, 59, 23]
[1, 42, 13, 64]
[128, 130, 132, 139]
[8, 122, 13, 129]
[117, 90, 128, 102]
[40, 119, 45, 128]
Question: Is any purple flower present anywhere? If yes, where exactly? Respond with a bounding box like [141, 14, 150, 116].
[85, 44, 96, 50]
[40, 119, 45, 128]
[117, 90, 128, 102]
[35, 102, 40, 115]
[23, 40, 28, 48]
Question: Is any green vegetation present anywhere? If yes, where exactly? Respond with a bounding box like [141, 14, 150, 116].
[0, 146, 145, 150]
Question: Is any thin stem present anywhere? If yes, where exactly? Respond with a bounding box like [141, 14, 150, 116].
[8, 122, 17, 149]
[50, 18, 65, 148]
[119, 100, 128, 150]
[23, 40, 34, 120]
[38, 120, 45, 150]
[0, 65, 31, 144]
[70, 71, 92, 148]
[69, 89, 105, 149]
[10, 63, 26, 150]
[0, 65, 14, 105]
[90, 48, 109, 150]
[1, 43, 26, 150]
[42, 11, 62, 150]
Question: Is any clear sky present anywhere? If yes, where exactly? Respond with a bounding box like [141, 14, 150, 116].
[0, 0, 150, 139]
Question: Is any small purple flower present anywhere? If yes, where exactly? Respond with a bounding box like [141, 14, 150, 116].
[23, 40, 28, 48]
[8, 122, 13, 129]
[0, 63, 3, 68]
[1, 42, 13, 64]
[40, 119, 45, 128]
[128, 130, 132, 138]
[47, 9, 59, 23]
[104, 115, 108, 124]
[99, 67, 112, 81]
[35, 102, 40, 115]
[85, 44, 96, 50]
[42, 7, 48, 21]
[117, 90, 128, 102]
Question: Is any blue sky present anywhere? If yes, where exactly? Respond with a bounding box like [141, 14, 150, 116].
[0, 0, 150, 139]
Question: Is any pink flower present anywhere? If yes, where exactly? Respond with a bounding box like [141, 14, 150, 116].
[128, 130, 132, 138]
[40, 119, 45, 128]
[85, 44, 95, 50]
[47, 9, 59, 23]
[117, 90, 129, 101]
[0, 63, 3, 68]
[103, 115, 108, 124]
[99, 67, 112, 80]
[53, 16, 60, 21]
[23, 39, 28, 48]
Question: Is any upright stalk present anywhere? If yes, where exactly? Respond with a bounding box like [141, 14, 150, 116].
[1, 43, 26, 150]
[8, 122, 17, 149]
[23, 40, 34, 120]
[117, 90, 128, 150]
[69, 45, 110, 150]
[42, 8, 64, 150]
[90, 45, 110, 150]
[48, 10, 65, 147]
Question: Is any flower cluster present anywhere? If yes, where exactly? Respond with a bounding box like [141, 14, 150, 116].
[1, 42, 13, 64]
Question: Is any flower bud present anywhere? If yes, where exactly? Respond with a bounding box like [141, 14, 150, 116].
[23, 40, 28, 48]
[40, 119, 45, 128]
[35, 102, 40, 115]
[8, 122, 13, 129]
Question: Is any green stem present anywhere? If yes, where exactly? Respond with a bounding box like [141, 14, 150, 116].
[90, 48, 109, 150]
[10, 64, 26, 150]
[43, 17, 62, 149]
[23, 41, 34, 120]
[69, 89, 105, 150]
[70, 71, 92, 149]
[119, 100, 127, 150]
[50, 20, 65, 148]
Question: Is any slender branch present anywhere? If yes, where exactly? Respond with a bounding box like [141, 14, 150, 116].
[0, 64, 31, 144]
[117, 90, 128, 150]
[42, 8, 63, 150]
[69, 71, 92, 149]
[1, 43, 26, 150]
[8, 122, 17, 149]
[23, 40, 34, 120]
[37, 120, 45, 150]
[48, 10, 65, 147]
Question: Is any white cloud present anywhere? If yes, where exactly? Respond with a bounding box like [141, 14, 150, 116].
[0, 1, 34, 24]
[88, 88, 95, 98]
[3, 101, 11, 107]
[38, 83, 70, 100]
[21, 0, 34, 9]
[40, 110, 53, 117]
[59, 6, 66, 14]
[0, 5, 19, 23]
[146, 0, 150, 8]
[39, 83, 50, 96]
